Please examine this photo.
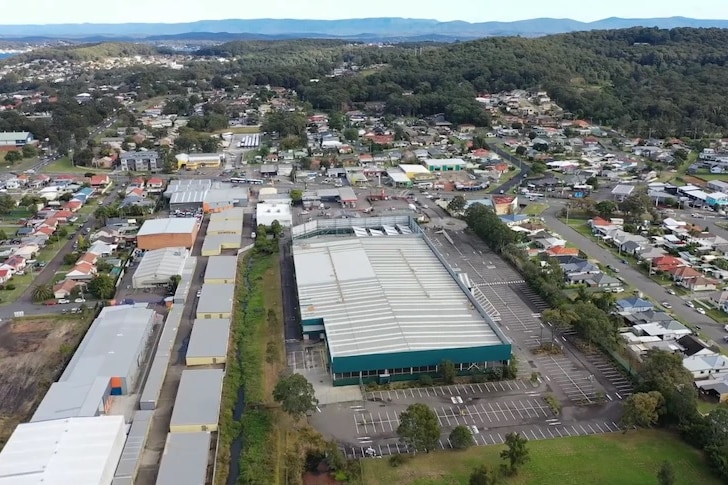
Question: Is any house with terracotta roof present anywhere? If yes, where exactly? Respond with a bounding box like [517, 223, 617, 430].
[66, 261, 96, 281]
[54, 209, 74, 222]
[546, 246, 580, 257]
[0, 268, 10, 285]
[670, 266, 702, 283]
[63, 200, 82, 212]
[90, 174, 110, 187]
[651, 255, 687, 272]
[683, 276, 718, 292]
[358, 153, 373, 163]
[146, 177, 165, 193]
[33, 226, 54, 237]
[78, 252, 98, 266]
[53, 279, 79, 299]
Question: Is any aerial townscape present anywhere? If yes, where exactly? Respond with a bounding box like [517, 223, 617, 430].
[3, 2, 728, 484]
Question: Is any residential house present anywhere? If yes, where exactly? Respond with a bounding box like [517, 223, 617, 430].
[696, 375, 728, 403]
[677, 335, 715, 358]
[89, 174, 111, 187]
[561, 260, 601, 277]
[684, 353, 728, 380]
[616, 296, 654, 314]
[670, 266, 703, 284]
[546, 246, 580, 257]
[632, 321, 692, 340]
[0, 269, 10, 285]
[65, 261, 97, 281]
[2, 255, 26, 273]
[620, 239, 645, 255]
[53, 279, 79, 299]
[683, 276, 718, 292]
[146, 177, 165, 193]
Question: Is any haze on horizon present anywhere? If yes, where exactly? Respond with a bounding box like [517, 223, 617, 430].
[8, 0, 728, 25]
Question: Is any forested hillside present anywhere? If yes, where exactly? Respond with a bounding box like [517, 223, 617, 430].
[294, 27, 728, 136]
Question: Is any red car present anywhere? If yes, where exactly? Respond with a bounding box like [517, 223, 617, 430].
[44, 300, 58, 306]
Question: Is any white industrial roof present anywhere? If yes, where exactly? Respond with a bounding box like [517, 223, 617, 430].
[187, 319, 231, 360]
[138, 218, 198, 236]
[134, 247, 188, 285]
[205, 256, 238, 281]
[387, 170, 411, 183]
[293, 236, 503, 358]
[197, 284, 235, 315]
[170, 190, 208, 205]
[170, 369, 224, 429]
[156, 432, 211, 485]
[398, 164, 430, 174]
[0, 416, 126, 485]
[210, 207, 245, 221]
[611, 184, 636, 195]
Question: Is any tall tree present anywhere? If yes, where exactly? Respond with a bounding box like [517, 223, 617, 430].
[449, 425, 475, 450]
[440, 360, 457, 384]
[272, 373, 318, 419]
[500, 432, 530, 475]
[397, 403, 441, 453]
[621, 391, 665, 429]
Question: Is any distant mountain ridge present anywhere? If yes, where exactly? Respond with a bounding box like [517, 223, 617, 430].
[0, 16, 727, 41]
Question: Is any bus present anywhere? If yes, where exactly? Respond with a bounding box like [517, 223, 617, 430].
[230, 177, 264, 185]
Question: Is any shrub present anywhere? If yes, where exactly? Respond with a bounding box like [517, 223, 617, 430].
[418, 374, 434, 386]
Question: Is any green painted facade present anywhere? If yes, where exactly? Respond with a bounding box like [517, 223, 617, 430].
[330, 344, 512, 386]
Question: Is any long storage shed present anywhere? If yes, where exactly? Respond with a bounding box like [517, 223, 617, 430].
[186, 319, 231, 366]
[169, 369, 224, 433]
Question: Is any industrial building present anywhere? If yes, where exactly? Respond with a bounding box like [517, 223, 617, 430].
[291, 217, 511, 385]
[113, 410, 153, 483]
[256, 200, 293, 227]
[132, 247, 189, 288]
[156, 432, 211, 485]
[0, 415, 126, 485]
[176, 152, 222, 170]
[204, 256, 238, 284]
[423, 158, 467, 171]
[169, 369, 224, 433]
[207, 209, 244, 235]
[196, 283, 235, 319]
[186, 318, 232, 366]
[136, 218, 200, 250]
[165, 179, 249, 213]
[32, 305, 156, 422]
[201, 234, 241, 256]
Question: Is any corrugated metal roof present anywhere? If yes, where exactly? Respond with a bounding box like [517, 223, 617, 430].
[133, 247, 188, 286]
[209, 207, 245, 221]
[293, 236, 503, 358]
[207, 217, 242, 234]
[201, 234, 241, 254]
[155, 432, 211, 485]
[170, 190, 208, 205]
[0, 416, 126, 485]
[186, 319, 231, 360]
[138, 218, 198, 236]
[205, 256, 238, 281]
[170, 370, 224, 429]
[114, 410, 154, 479]
[197, 284, 234, 315]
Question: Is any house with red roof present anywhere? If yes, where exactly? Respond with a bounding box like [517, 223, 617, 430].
[0, 269, 10, 285]
[683, 276, 718, 292]
[54, 174, 76, 183]
[546, 246, 580, 257]
[78, 252, 98, 266]
[669, 266, 702, 282]
[63, 200, 83, 212]
[54, 210, 74, 222]
[146, 177, 165, 193]
[66, 261, 96, 281]
[651, 255, 687, 272]
[90, 174, 111, 187]
[53, 279, 79, 299]
[33, 226, 55, 237]
[358, 153, 373, 163]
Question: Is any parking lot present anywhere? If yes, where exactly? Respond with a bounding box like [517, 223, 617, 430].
[343, 417, 624, 458]
[534, 354, 600, 403]
[577, 341, 634, 400]
[364, 379, 534, 401]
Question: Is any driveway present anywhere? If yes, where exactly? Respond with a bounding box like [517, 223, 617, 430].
[542, 204, 728, 349]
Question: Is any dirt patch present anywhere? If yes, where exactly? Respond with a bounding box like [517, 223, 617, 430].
[303, 472, 343, 485]
[683, 175, 707, 186]
[0, 316, 87, 443]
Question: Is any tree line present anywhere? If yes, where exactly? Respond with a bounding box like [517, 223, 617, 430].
[463, 201, 728, 481]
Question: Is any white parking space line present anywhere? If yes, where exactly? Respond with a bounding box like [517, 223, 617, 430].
[539, 428, 546, 439]
[354, 414, 360, 434]
[595, 423, 605, 433]
[441, 407, 451, 426]
[476, 383, 484, 392]
[529, 429, 539, 440]
[588, 424, 597, 434]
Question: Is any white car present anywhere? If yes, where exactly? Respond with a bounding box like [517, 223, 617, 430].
[74, 298, 86, 303]
[662, 302, 672, 309]
[697, 307, 706, 315]
[686, 301, 695, 308]
[666, 289, 676, 295]
[58, 299, 70, 304]
[196, 290, 202, 298]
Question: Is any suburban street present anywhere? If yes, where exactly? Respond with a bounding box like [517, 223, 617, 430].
[541, 202, 728, 349]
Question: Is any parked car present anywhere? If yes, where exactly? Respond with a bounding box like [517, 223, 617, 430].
[74, 298, 86, 303]
[687, 301, 695, 308]
[196, 290, 202, 298]
[666, 288, 676, 295]
[697, 307, 706, 315]
[662, 302, 672, 309]
[58, 299, 70, 304]
[44, 300, 57, 306]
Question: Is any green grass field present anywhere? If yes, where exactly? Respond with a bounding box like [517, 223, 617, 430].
[0, 152, 41, 173]
[44, 157, 106, 174]
[524, 203, 549, 216]
[360, 430, 719, 485]
[213, 126, 261, 135]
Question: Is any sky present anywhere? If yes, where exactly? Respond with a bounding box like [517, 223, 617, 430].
[7, 0, 728, 25]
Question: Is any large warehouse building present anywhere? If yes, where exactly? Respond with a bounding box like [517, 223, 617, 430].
[136, 218, 200, 250]
[156, 432, 212, 485]
[186, 318, 231, 366]
[196, 283, 235, 319]
[132, 247, 188, 288]
[0, 415, 126, 485]
[204, 256, 238, 284]
[169, 369, 224, 433]
[291, 217, 512, 386]
[32, 305, 156, 422]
